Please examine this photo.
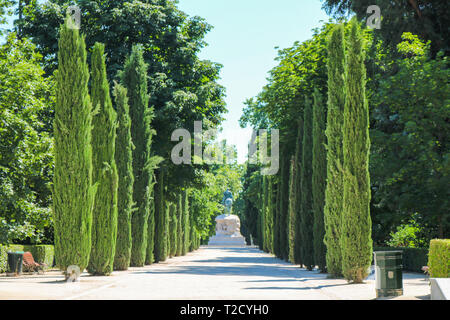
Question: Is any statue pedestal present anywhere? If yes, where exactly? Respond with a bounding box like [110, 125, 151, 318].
[208, 214, 246, 247]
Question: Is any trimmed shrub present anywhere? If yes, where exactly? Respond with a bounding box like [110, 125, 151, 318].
[373, 246, 428, 273]
[0, 245, 7, 272]
[427, 239, 450, 278]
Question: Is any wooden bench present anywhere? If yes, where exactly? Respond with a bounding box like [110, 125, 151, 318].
[22, 252, 46, 274]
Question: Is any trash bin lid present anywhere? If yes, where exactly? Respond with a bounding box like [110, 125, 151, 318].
[373, 250, 402, 256]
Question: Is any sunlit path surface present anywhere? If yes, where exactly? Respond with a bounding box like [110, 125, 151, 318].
[0, 246, 429, 300]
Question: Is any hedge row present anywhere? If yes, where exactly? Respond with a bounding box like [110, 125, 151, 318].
[0, 244, 55, 273]
[373, 246, 428, 273]
[427, 239, 449, 278]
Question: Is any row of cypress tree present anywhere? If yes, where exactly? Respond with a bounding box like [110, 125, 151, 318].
[53, 17, 201, 276]
[254, 19, 372, 283]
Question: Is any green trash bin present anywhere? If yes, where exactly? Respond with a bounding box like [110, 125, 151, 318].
[373, 251, 403, 298]
[7, 251, 24, 275]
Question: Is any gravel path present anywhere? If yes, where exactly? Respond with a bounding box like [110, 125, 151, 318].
[0, 246, 430, 300]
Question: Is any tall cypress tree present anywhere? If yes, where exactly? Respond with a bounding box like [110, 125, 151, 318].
[176, 193, 183, 256]
[293, 118, 304, 265]
[53, 17, 96, 274]
[312, 88, 327, 272]
[181, 189, 190, 256]
[154, 169, 168, 262]
[169, 202, 178, 257]
[273, 174, 281, 257]
[145, 186, 156, 265]
[279, 152, 290, 261]
[288, 156, 296, 263]
[119, 45, 155, 267]
[300, 96, 314, 270]
[341, 19, 372, 283]
[113, 82, 134, 271]
[88, 43, 119, 275]
[324, 24, 346, 278]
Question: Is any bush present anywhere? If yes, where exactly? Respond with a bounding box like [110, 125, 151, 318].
[373, 246, 428, 273]
[427, 239, 450, 278]
[386, 215, 427, 248]
[0, 245, 7, 273]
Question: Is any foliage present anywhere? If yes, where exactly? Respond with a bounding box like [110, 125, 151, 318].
[427, 239, 449, 278]
[52, 17, 96, 273]
[88, 42, 119, 276]
[0, 33, 54, 245]
[323, 24, 345, 277]
[341, 19, 372, 283]
[370, 33, 449, 240]
[312, 89, 327, 272]
[154, 169, 168, 262]
[299, 96, 314, 270]
[386, 215, 428, 248]
[119, 45, 158, 267]
[113, 82, 134, 270]
[321, 0, 449, 56]
[169, 202, 178, 258]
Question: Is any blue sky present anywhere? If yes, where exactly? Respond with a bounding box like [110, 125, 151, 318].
[177, 0, 329, 162]
[2, 0, 330, 163]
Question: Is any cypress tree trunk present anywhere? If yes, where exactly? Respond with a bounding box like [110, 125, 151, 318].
[169, 202, 178, 257]
[88, 43, 119, 275]
[293, 118, 304, 265]
[154, 170, 168, 262]
[53, 18, 96, 274]
[324, 24, 346, 278]
[113, 82, 134, 271]
[181, 189, 190, 256]
[312, 88, 327, 272]
[119, 45, 155, 267]
[145, 187, 156, 265]
[300, 96, 314, 270]
[341, 19, 372, 283]
[176, 193, 183, 256]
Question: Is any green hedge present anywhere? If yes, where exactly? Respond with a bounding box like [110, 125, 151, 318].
[0, 245, 7, 273]
[427, 239, 449, 278]
[0, 244, 55, 272]
[373, 246, 428, 273]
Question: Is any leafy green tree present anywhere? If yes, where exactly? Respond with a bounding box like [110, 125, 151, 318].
[0, 33, 54, 244]
[52, 17, 96, 274]
[113, 82, 134, 271]
[312, 88, 327, 272]
[321, 0, 449, 56]
[341, 20, 372, 283]
[88, 42, 119, 275]
[370, 33, 449, 240]
[323, 24, 346, 277]
[119, 45, 157, 267]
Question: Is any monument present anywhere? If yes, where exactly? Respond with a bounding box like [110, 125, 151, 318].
[208, 189, 246, 247]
